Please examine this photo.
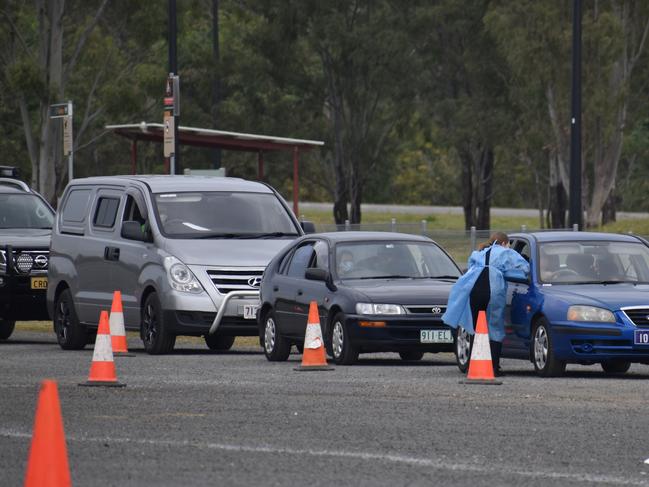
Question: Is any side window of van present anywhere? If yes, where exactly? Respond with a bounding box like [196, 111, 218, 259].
[93, 198, 120, 228]
[61, 189, 92, 224]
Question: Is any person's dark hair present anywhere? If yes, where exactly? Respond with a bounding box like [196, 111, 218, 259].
[478, 232, 509, 251]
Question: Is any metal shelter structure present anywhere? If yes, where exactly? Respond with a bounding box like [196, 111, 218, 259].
[105, 122, 324, 215]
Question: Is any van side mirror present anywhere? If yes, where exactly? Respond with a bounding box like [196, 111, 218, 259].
[121, 220, 150, 242]
[301, 220, 316, 234]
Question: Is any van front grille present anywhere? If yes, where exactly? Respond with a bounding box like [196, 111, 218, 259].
[206, 267, 265, 295]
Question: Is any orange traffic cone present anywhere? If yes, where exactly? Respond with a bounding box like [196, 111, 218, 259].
[79, 311, 126, 387]
[109, 291, 134, 356]
[24, 380, 72, 487]
[460, 310, 502, 385]
[295, 301, 333, 371]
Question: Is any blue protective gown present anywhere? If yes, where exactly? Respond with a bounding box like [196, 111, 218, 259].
[442, 244, 530, 342]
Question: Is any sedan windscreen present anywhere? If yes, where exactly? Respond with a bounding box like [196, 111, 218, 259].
[154, 192, 299, 238]
[539, 241, 649, 284]
[335, 241, 460, 279]
[0, 194, 53, 229]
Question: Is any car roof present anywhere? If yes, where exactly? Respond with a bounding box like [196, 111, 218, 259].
[510, 231, 642, 244]
[67, 175, 274, 194]
[300, 231, 433, 244]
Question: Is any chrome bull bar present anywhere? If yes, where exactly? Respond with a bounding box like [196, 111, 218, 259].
[208, 290, 260, 335]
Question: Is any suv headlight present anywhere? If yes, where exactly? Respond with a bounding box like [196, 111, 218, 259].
[567, 305, 615, 323]
[164, 256, 204, 294]
[356, 303, 404, 315]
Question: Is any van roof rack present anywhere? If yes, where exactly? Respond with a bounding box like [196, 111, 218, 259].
[0, 177, 30, 192]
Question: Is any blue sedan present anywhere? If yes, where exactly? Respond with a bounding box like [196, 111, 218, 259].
[455, 231, 649, 377]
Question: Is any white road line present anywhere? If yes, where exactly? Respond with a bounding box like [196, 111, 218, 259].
[2, 429, 646, 485]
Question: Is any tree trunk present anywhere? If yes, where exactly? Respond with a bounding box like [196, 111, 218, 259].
[476, 148, 493, 230]
[601, 188, 618, 225]
[548, 153, 567, 228]
[460, 150, 474, 230]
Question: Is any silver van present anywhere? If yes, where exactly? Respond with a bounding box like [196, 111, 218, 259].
[47, 175, 311, 354]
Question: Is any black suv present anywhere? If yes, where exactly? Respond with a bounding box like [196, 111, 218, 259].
[0, 175, 54, 339]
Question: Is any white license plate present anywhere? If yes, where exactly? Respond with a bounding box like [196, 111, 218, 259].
[420, 329, 452, 343]
[243, 305, 258, 320]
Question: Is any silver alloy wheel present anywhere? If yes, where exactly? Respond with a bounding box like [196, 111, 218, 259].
[56, 301, 69, 341]
[264, 317, 276, 354]
[534, 325, 548, 370]
[456, 327, 470, 366]
[332, 321, 344, 358]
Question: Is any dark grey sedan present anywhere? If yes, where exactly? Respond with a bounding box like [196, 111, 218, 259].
[257, 232, 461, 365]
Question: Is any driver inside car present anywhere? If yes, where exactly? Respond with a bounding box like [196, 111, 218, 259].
[337, 250, 355, 276]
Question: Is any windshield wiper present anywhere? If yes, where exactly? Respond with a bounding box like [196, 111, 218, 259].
[246, 232, 299, 239]
[357, 275, 413, 280]
[193, 233, 247, 239]
[573, 280, 631, 285]
[423, 275, 459, 280]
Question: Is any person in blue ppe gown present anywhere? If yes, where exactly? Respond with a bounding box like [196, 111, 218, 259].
[442, 232, 529, 375]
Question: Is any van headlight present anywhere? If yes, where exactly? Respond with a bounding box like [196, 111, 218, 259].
[567, 305, 615, 323]
[164, 256, 204, 294]
[356, 303, 404, 315]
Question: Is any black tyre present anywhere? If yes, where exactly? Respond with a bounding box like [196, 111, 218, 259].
[262, 310, 290, 361]
[330, 312, 358, 365]
[141, 292, 176, 354]
[532, 318, 566, 377]
[85, 331, 97, 346]
[53, 289, 87, 350]
[204, 334, 235, 351]
[454, 326, 471, 373]
[399, 351, 424, 361]
[601, 360, 631, 375]
[0, 320, 15, 340]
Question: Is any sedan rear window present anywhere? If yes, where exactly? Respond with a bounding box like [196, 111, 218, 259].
[334, 241, 460, 280]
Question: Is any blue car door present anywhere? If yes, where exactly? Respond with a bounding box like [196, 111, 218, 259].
[504, 239, 533, 358]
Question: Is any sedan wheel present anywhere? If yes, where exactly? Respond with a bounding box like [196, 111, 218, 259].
[532, 319, 565, 377]
[399, 351, 424, 361]
[454, 326, 471, 373]
[601, 360, 631, 375]
[330, 313, 358, 365]
[262, 311, 290, 361]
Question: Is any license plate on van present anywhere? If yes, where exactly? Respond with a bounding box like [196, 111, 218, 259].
[242, 305, 258, 320]
[420, 329, 452, 343]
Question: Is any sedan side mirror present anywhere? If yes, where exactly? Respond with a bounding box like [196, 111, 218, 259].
[305, 268, 337, 291]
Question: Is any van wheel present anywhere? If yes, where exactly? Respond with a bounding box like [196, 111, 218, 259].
[532, 318, 566, 377]
[141, 292, 176, 355]
[0, 320, 15, 340]
[53, 289, 86, 350]
[204, 334, 235, 351]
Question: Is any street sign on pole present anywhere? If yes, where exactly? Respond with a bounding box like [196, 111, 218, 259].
[62, 116, 73, 156]
[50, 101, 74, 181]
[163, 113, 174, 158]
[49, 103, 69, 118]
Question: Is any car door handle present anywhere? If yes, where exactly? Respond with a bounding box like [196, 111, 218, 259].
[104, 246, 120, 261]
[273, 286, 279, 292]
[297, 289, 303, 296]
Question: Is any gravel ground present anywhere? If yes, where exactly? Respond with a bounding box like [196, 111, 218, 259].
[2, 329, 649, 487]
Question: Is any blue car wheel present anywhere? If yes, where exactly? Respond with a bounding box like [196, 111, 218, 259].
[532, 318, 566, 377]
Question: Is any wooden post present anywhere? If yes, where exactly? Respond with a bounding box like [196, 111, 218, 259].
[131, 139, 138, 175]
[258, 151, 264, 180]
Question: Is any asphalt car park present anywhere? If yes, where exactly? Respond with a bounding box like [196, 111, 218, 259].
[3, 327, 649, 487]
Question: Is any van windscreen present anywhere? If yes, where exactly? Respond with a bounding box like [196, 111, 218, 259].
[153, 191, 299, 238]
